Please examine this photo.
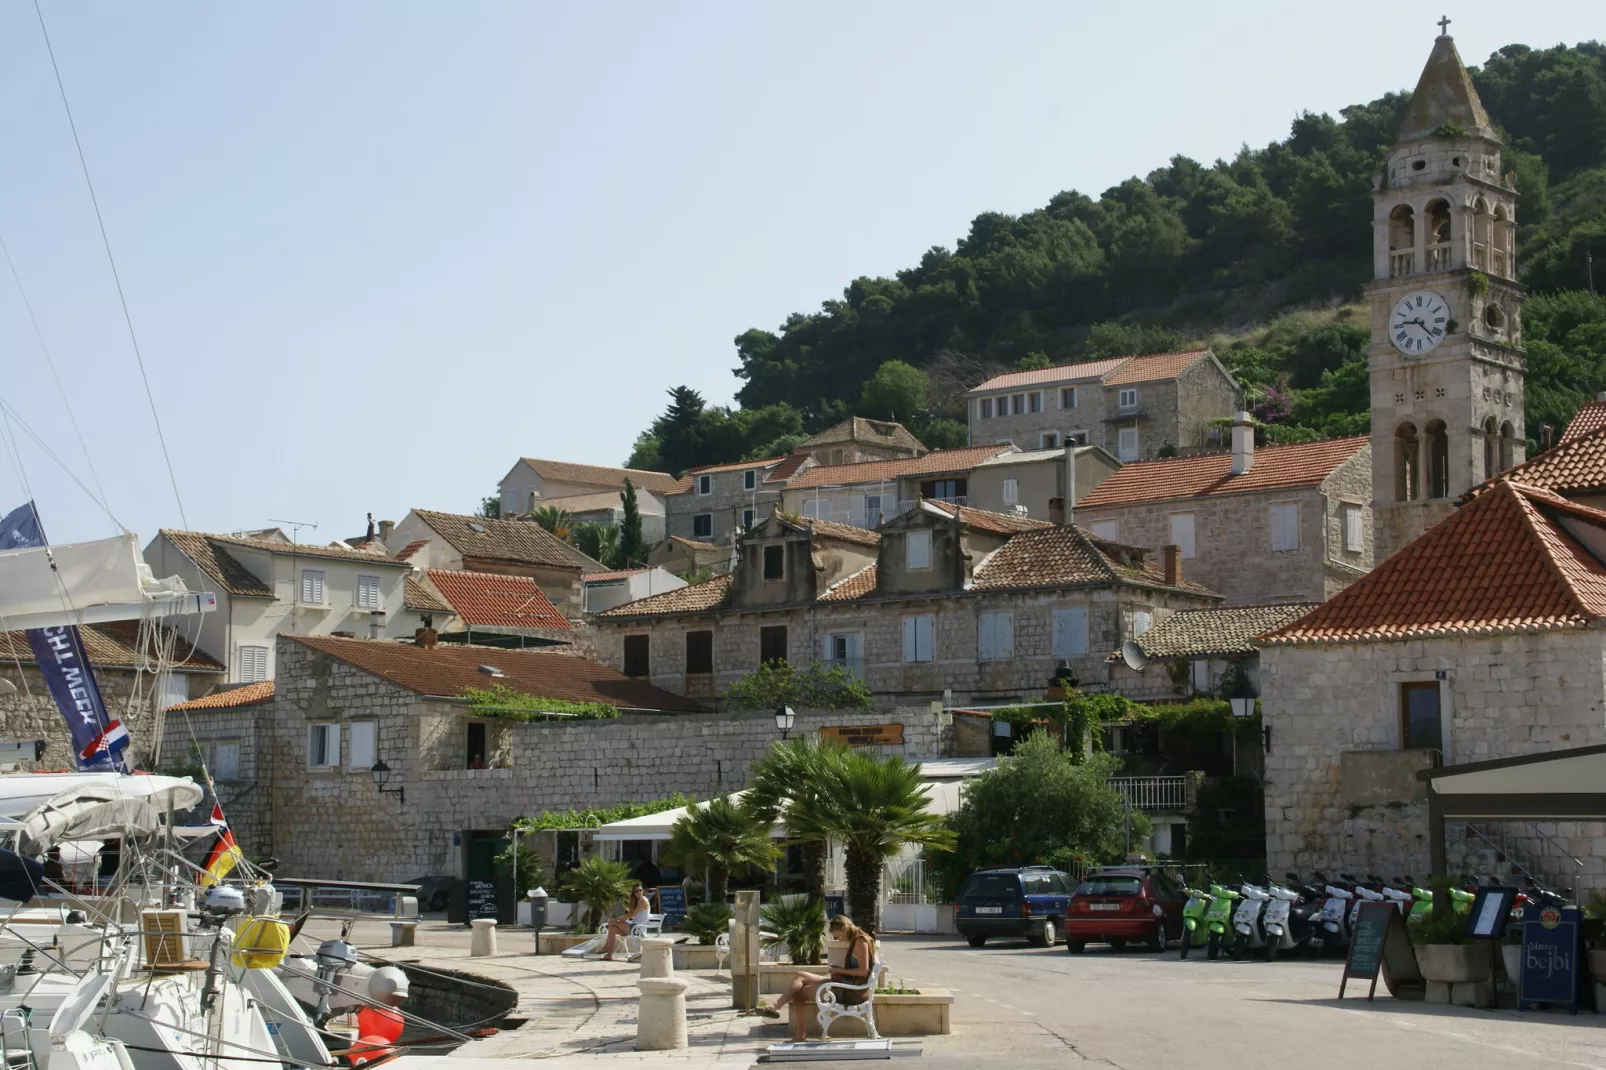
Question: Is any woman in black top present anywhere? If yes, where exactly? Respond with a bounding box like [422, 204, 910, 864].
[756, 915, 875, 1042]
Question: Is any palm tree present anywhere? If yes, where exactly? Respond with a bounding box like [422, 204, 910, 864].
[661, 795, 779, 904]
[747, 737, 849, 911]
[562, 855, 634, 931]
[530, 505, 572, 539]
[570, 521, 620, 567]
[818, 750, 955, 932]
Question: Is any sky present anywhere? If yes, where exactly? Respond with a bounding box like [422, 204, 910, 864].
[0, 1, 1595, 547]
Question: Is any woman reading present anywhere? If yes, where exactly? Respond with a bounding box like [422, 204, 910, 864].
[755, 915, 875, 1041]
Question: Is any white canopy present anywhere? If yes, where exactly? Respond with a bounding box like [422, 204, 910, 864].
[0, 533, 214, 631]
[0, 772, 201, 821]
[18, 777, 204, 852]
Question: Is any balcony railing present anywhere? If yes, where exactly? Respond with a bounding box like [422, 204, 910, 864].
[1108, 775, 1189, 811]
[1390, 250, 1414, 277]
[1426, 242, 1452, 272]
[1472, 242, 1510, 279]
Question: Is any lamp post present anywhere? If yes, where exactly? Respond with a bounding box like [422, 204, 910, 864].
[1228, 674, 1269, 754]
[371, 759, 405, 805]
[773, 705, 796, 741]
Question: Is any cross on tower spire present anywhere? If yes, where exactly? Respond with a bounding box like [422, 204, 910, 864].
[1437, 15, 1451, 36]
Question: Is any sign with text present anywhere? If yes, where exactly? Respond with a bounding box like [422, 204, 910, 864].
[467, 880, 499, 921]
[1340, 902, 1394, 999]
[825, 894, 847, 920]
[820, 724, 904, 747]
[656, 885, 687, 929]
[1519, 906, 1582, 1012]
[1466, 886, 1518, 940]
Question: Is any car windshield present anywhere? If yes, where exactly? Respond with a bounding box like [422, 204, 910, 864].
[960, 874, 1020, 899]
[1074, 876, 1143, 897]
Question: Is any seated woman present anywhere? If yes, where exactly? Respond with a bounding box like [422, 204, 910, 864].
[600, 883, 652, 961]
[755, 915, 874, 1041]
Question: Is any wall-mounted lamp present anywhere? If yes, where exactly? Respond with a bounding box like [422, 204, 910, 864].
[774, 705, 796, 741]
[371, 759, 405, 805]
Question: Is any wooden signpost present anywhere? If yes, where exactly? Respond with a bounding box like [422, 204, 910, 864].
[819, 724, 904, 747]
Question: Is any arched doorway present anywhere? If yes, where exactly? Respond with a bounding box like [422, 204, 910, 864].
[1396, 422, 1421, 501]
[1425, 420, 1449, 498]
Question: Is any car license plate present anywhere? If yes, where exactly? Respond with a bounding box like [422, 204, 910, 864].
[975, 906, 1003, 914]
[1090, 903, 1121, 911]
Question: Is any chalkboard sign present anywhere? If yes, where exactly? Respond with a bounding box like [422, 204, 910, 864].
[1340, 901, 1394, 1000]
[656, 886, 687, 929]
[1519, 906, 1582, 1013]
[467, 880, 499, 921]
[825, 894, 846, 920]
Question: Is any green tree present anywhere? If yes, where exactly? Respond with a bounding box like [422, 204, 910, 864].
[1017, 351, 1052, 371]
[618, 479, 645, 566]
[859, 361, 929, 423]
[661, 795, 780, 904]
[571, 521, 620, 567]
[529, 505, 571, 538]
[1085, 322, 1186, 359]
[563, 856, 634, 931]
[722, 661, 872, 711]
[476, 495, 500, 519]
[746, 737, 850, 925]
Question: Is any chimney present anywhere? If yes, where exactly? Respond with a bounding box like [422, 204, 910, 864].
[1231, 411, 1255, 475]
[1597, 391, 1606, 403]
[1541, 424, 1554, 451]
[414, 626, 439, 649]
[1164, 544, 1182, 586]
[1062, 443, 1078, 521]
[378, 519, 395, 542]
[1048, 497, 1066, 526]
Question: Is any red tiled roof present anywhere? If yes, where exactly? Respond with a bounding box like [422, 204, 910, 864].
[820, 565, 878, 602]
[166, 681, 275, 712]
[924, 500, 1054, 535]
[290, 635, 702, 710]
[786, 445, 1013, 490]
[160, 530, 274, 598]
[411, 509, 585, 570]
[597, 574, 733, 619]
[205, 532, 411, 568]
[968, 357, 1133, 393]
[686, 457, 784, 476]
[583, 568, 656, 583]
[1125, 603, 1319, 659]
[0, 622, 225, 673]
[1077, 437, 1369, 508]
[394, 539, 430, 562]
[1262, 480, 1606, 644]
[425, 569, 571, 630]
[765, 453, 815, 484]
[796, 517, 881, 548]
[1101, 350, 1211, 385]
[971, 526, 1217, 595]
[518, 458, 680, 496]
[1563, 401, 1606, 443]
[404, 576, 453, 614]
[1464, 426, 1606, 502]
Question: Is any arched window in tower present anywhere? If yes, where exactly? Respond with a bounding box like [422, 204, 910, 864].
[1492, 205, 1512, 278]
[1388, 205, 1416, 277]
[1484, 301, 1506, 335]
[1471, 198, 1491, 272]
[1425, 199, 1452, 271]
[1483, 417, 1499, 479]
[1425, 420, 1450, 499]
[1395, 422, 1421, 502]
[1499, 421, 1516, 471]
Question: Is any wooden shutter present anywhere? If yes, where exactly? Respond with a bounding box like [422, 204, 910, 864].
[1052, 607, 1088, 657]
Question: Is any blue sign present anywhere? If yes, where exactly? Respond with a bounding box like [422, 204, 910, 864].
[1519, 906, 1582, 1013]
[0, 503, 121, 771]
[825, 894, 847, 920]
[656, 885, 687, 928]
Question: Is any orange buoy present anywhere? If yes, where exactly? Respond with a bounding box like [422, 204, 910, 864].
[345, 1036, 396, 1066]
[355, 1006, 405, 1044]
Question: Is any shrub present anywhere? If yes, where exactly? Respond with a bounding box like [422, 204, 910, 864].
[679, 902, 732, 945]
[723, 661, 872, 711]
[460, 684, 619, 722]
[762, 894, 826, 965]
[562, 856, 634, 931]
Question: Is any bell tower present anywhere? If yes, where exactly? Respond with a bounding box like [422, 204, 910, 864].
[1369, 22, 1526, 561]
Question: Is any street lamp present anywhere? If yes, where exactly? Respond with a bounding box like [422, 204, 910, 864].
[774, 705, 796, 740]
[1227, 674, 1270, 753]
[370, 759, 405, 805]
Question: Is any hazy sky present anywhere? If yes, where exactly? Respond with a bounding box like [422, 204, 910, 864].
[0, 1, 1594, 546]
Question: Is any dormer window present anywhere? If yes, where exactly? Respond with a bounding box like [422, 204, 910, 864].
[763, 545, 785, 580]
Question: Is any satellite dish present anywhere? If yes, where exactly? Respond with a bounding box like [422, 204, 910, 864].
[1120, 640, 1150, 671]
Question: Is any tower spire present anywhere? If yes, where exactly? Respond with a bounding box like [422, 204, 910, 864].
[1396, 27, 1496, 142]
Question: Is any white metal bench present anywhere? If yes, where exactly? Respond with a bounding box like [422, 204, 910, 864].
[713, 922, 781, 975]
[815, 953, 887, 1040]
[595, 913, 664, 959]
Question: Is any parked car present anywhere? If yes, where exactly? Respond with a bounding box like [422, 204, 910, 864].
[407, 874, 454, 912]
[955, 866, 1074, 947]
[1064, 867, 1186, 953]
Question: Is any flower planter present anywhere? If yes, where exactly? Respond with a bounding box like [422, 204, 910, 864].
[784, 988, 954, 1037]
[672, 943, 723, 971]
[1417, 944, 1491, 984]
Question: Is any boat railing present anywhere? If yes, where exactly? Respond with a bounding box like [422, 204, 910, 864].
[274, 878, 421, 919]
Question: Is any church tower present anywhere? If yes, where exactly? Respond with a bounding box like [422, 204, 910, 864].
[1369, 22, 1525, 560]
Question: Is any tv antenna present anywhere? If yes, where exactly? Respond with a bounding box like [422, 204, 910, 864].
[268, 518, 318, 545]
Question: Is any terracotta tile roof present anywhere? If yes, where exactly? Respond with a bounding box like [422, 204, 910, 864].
[923, 500, 1054, 535]
[425, 569, 571, 630]
[667, 535, 721, 551]
[393, 539, 430, 562]
[404, 576, 453, 614]
[686, 457, 784, 476]
[160, 530, 274, 598]
[1077, 437, 1368, 508]
[764, 453, 815, 484]
[518, 458, 680, 496]
[1563, 400, 1606, 443]
[1126, 603, 1319, 659]
[290, 635, 702, 710]
[1262, 480, 1606, 644]
[968, 357, 1133, 394]
[786, 445, 1013, 490]
[0, 622, 224, 673]
[597, 574, 733, 619]
[583, 568, 661, 583]
[819, 565, 878, 602]
[1464, 427, 1606, 502]
[796, 516, 881, 548]
[165, 681, 275, 712]
[411, 509, 584, 570]
[799, 418, 926, 454]
[1101, 350, 1212, 385]
[971, 526, 1218, 595]
[201, 532, 412, 569]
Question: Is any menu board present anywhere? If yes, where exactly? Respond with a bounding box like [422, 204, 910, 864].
[1340, 902, 1393, 1000]
[467, 880, 499, 920]
[656, 886, 687, 929]
[825, 894, 847, 920]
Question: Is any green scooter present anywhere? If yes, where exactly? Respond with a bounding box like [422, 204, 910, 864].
[1179, 883, 1214, 959]
[1201, 883, 1241, 960]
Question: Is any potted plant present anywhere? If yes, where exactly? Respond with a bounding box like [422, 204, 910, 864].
[762, 893, 826, 965]
[1408, 877, 1489, 987]
[679, 902, 733, 946]
[562, 856, 634, 931]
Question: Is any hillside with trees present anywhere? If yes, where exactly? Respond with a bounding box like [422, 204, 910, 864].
[627, 41, 1606, 473]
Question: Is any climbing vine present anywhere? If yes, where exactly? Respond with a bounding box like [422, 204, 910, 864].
[459, 685, 620, 722]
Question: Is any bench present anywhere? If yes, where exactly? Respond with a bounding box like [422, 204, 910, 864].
[814, 952, 887, 1040]
[594, 914, 664, 959]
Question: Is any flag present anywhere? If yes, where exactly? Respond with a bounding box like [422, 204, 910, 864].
[202, 801, 243, 886]
[78, 720, 130, 764]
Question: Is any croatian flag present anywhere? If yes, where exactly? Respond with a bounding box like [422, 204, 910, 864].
[78, 719, 130, 763]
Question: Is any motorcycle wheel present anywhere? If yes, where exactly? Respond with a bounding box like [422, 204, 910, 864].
[1262, 936, 1278, 962]
[1206, 932, 1221, 960]
[1180, 931, 1192, 959]
[1151, 919, 1168, 951]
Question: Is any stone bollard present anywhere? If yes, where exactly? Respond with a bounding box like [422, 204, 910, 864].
[390, 921, 418, 948]
[639, 937, 674, 979]
[636, 977, 690, 1050]
[470, 917, 498, 957]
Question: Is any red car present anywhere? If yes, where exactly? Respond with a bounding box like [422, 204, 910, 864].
[1063, 868, 1186, 953]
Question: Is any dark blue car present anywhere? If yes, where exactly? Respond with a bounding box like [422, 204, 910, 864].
[955, 866, 1074, 947]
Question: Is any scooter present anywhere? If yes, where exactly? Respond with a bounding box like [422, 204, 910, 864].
[1373, 874, 1414, 916]
[1345, 873, 1386, 931]
[1259, 875, 1318, 961]
[1313, 871, 1355, 954]
[1179, 883, 1214, 959]
[1400, 874, 1475, 920]
[1202, 884, 1240, 960]
[1231, 880, 1273, 959]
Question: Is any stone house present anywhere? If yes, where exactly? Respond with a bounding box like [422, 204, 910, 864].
[965, 350, 1240, 462]
[646, 535, 728, 578]
[495, 457, 679, 523]
[143, 529, 418, 683]
[966, 445, 1121, 522]
[1073, 428, 1373, 604]
[1108, 601, 1317, 703]
[794, 417, 926, 466]
[581, 567, 687, 615]
[780, 445, 1015, 530]
[384, 509, 602, 617]
[1258, 479, 1606, 890]
[159, 633, 954, 884]
[415, 568, 585, 651]
[541, 490, 668, 547]
[593, 502, 1221, 709]
[0, 623, 223, 770]
[664, 454, 806, 548]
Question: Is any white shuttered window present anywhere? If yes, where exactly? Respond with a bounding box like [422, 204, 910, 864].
[1002, 479, 1018, 505]
[1090, 520, 1118, 541]
[978, 611, 1014, 660]
[1168, 513, 1197, 559]
[906, 530, 932, 570]
[300, 569, 326, 605]
[307, 723, 338, 768]
[1343, 505, 1364, 552]
[238, 645, 269, 683]
[1051, 607, 1089, 657]
[902, 615, 934, 662]
[1269, 503, 1301, 551]
[356, 573, 381, 609]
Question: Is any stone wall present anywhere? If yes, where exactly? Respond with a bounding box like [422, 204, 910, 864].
[0, 662, 214, 771]
[1261, 630, 1606, 889]
[158, 699, 271, 854]
[1172, 360, 1241, 456]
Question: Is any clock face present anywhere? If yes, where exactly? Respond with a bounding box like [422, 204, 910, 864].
[1390, 291, 1449, 356]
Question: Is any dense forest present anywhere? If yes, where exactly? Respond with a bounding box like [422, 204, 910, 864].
[627, 41, 1606, 474]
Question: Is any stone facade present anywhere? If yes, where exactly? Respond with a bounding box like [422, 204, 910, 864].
[2, 661, 214, 771]
[665, 461, 783, 547]
[967, 447, 1119, 522]
[1260, 632, 1606, 889]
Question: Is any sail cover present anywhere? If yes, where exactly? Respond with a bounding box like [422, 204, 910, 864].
[0, 533, 150, 620]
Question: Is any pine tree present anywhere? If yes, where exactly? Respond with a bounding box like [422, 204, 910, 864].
[619, 479, 645, 566]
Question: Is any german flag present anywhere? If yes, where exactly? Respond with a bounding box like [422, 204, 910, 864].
[202, 801, 243, 886]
